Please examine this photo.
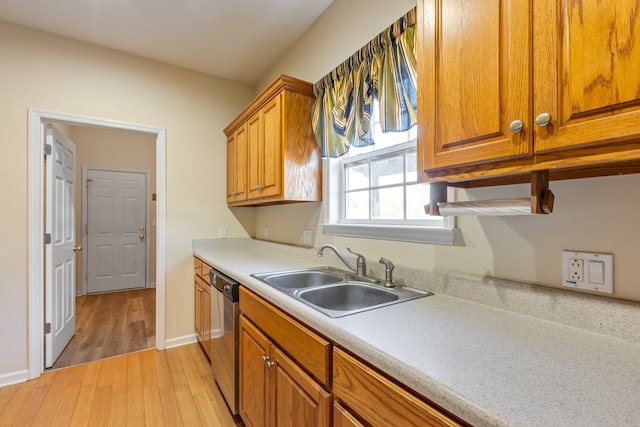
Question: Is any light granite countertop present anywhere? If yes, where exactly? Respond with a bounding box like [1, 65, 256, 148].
[194, 238, 640, 427]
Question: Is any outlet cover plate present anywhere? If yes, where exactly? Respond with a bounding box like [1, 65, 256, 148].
[303, 229, 313, 245]
[562, 250, 613, 294]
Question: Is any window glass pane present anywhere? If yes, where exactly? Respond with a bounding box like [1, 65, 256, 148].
[372, 187, 404, 219]
[345, 190, 369, 219]
[345, 163, 369, 191]
[406, 184, 429, 220]
[405, 150, 417, 182]
[371, 155, 404, 187]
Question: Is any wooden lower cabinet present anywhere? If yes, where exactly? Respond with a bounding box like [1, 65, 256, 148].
[238, 286, 467, 426]
[239, 315, 331, 427]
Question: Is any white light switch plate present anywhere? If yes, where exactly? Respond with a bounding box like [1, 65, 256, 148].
[562, 250, 613, 294]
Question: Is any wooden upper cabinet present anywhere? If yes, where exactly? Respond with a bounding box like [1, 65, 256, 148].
[533, 0, 640, 153]
[417, 0, 640, 183]
[227, 124, 247, 204]
[224, 75, 321, 206]
[417, 0, 532, 172]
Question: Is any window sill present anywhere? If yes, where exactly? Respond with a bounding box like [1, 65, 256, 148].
[320, 223, 456, 246]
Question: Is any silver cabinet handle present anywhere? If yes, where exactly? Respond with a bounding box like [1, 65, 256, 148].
[254, 185, 264, 191]
[535, 112, 552, 127]
[509, 120, 524, 133]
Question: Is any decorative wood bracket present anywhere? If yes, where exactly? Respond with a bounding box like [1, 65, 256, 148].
[425, 171, 555, 216]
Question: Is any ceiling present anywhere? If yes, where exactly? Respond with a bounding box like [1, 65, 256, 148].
[0, 0, 333, 85]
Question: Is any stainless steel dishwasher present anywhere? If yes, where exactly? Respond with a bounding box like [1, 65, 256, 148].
[209, 268, 240, 415]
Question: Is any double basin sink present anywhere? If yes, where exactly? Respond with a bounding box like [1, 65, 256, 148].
[252, 267, 432, 317]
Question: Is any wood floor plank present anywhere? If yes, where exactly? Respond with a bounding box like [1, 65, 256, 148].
[127, 352, 144, 420]
[165, 348, 188, 388]
[69, 383, 97, 426]
[174, 384, 203, 427]
[140, 348, 157, 388]
[0, 383, 19, 416]
[107, 386, 128, 427]
[0, 385, 36, 427]
[112, 353, 129, 390]
[158, 385, 184, 427]
[50, 382, 81, 426]
[193, 390, 224, 427]
[142, 385, 164, 427]
[31, 377, 71, 426]
[88, 385, 112, 427]
[154, 350, 173, 389]
[11, 383, 50, 426]
[177, 345, 207, 397]
[96, 357, 116, 388]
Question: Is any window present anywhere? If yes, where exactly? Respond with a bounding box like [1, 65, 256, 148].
[321, 105, 455, 245]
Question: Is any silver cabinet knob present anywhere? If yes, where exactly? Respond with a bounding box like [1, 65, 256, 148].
[535, 112, 552, 127]
[509, 120, 524, 133]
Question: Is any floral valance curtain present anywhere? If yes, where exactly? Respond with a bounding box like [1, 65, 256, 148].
[311, 8, 417, 158]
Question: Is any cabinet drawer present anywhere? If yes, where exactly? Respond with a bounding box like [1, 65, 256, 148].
[239, 286, 331, 386]
[333, 347, 464, 427]
[193, 257, 202, 278]
[201, 262, 212, 284]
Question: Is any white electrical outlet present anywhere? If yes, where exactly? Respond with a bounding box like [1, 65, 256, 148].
[218, 227, 227, 239]
[562, 250, 613, 294]
[263, 226, 269, 239]
[303, 229, 313, 245]
[569, 258, 583, 281]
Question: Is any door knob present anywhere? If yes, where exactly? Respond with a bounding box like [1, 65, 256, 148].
[139, 226, 145, 231]
[139, 234, 145, 241]
[73, 245, 83, 252]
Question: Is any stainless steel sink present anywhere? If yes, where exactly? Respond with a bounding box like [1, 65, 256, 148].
[253, 267, 345, 289]
[251, 267, 433, 317]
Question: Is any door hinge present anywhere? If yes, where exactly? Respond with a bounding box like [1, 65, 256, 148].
[43, 233, 52, 244]
[43, 144, 52, 156]
[44, 323, 51, 334]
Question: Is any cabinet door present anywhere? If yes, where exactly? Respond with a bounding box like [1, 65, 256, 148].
[201, 282, 211, 355]
[533, 0, 640, 153]
[271, 345, 331, 427]
[247, 111, 263, 200]
[239, 315, 271, 427]
[417, 0, 532, 175]
[194, 276, 204, 342]
[260, 95, 282, 199]
[227, 125, 247, 203]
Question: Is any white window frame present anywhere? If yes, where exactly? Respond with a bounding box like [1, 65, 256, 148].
[320, 157, 457, 246]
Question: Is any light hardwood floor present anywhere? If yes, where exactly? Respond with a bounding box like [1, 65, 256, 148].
[0, 344, 241, 426]
[52, 288, 156, 370]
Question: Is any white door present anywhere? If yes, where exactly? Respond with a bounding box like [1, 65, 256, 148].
[86, 169, 147, 293]
[45, 124, 77, 368]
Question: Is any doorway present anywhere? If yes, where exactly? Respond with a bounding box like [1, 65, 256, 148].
[28, 108, 167, 379]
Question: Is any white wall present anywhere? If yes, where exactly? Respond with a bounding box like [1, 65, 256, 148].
[0, 20, 253, 377]
[255, 0, 640, 302]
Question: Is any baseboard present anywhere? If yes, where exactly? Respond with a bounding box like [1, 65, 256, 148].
[0, 369, 29, 387]
[164, 333, 198, 349]
[147, 282, 156, 289]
